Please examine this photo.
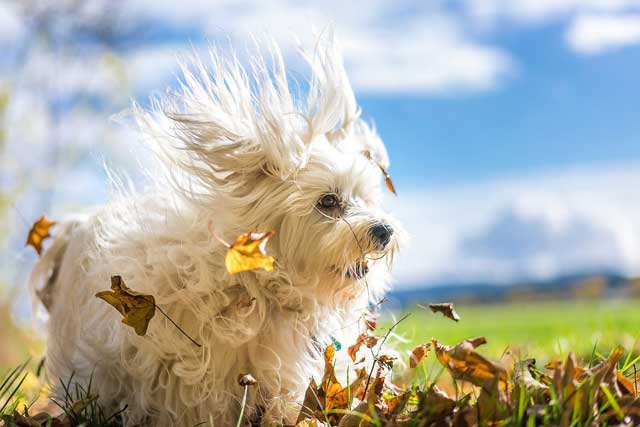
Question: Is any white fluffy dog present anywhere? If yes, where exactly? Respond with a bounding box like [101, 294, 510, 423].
[29, 35, 401, 426]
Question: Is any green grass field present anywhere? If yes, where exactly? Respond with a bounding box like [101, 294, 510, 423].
[390, 299, 640, 363]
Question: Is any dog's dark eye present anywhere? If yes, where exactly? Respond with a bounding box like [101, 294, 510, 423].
[318, 194, 340, 209]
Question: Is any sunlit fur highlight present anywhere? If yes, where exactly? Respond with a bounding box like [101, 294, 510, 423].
[29, 35, 402, 426]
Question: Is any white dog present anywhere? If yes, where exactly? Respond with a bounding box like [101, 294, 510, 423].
[29, 35, 401, 426]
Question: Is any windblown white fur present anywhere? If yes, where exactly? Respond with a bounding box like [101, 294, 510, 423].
[30, 35, 402, 426]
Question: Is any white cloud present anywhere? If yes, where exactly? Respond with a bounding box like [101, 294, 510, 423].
[465, 0, 640, 55]
[566, 14, 640, 54]
[466, 0, 640, 24]
[115, 0, 514, 94]
[0, 2, 24, 45]
[387, 163, 640, 287]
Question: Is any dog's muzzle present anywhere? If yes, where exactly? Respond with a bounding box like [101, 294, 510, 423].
[369, 222, 393, 249]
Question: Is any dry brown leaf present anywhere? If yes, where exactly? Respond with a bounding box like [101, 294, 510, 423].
[409, 343, 431, 368]
[225, 229, 275, 274]
[320, 344, 345, 423]
[452, 394, 478, 427]
[95, 275, 156, 336]
[346, 343, 360, 363]
[325, 367, 368, 415]
[432, 339, 508, 388]
[296, 378, 320, 424]
[466, 336, 488, 348]
[347, 334, 379, 362]
[378, 165, 397, 195]
[616, 370, 636, 396]
[428, 302, 460, 322]
[477, 376, 510, 425]
[385, 389, 411, 421]
[26, 215, 56, 256]
[322, 343, 339, 392]
[377, 354, 395, 370]
[361, 150, 397, 196]
[589, 347, 624, 399]
[416, 384, 456, 425]
[514, 359, 548, 405]
[296, 345, 373, 425]
[363, 313, 377, 331]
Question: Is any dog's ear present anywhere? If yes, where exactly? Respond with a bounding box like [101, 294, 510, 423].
[134, 34, 359, 189]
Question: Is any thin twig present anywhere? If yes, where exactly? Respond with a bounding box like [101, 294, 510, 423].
[362, 313, 411, 397]
[155, 305, 202, 347]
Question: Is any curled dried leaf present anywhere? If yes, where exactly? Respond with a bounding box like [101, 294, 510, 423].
[432, 339, 508, 388]
[95, 276, 156, 336]
[409, 343, 431, 368]
[377, 355, 395, 370]
[428, 302, 460, 322]
[238, 373, 257, 386]
[225, 229, 275, 274]
[26, 215, 56, 255]
[347, 334, 379, 362]
[364, 313, 377, 331]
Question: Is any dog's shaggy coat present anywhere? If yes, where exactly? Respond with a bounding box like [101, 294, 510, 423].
[29, 36, 401, 426]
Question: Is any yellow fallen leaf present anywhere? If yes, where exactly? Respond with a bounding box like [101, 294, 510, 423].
[225, 229, 275, 274]
[95, 276, 156, 336]
[326, 367, 367, 415]
[26, 215, 56, 255]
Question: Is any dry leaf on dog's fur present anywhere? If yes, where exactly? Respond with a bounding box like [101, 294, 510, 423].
[26, 215, 56, 255]
[378, 165, 397, 196]
[361, 150, 397, 196]
[225, 229, 275, 274]
[95, 275, 156, 336]
[428, 302, 460, 322]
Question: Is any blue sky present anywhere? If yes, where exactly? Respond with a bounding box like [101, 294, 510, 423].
[2, 0, 640, 290]
[363, 24, 640, 187]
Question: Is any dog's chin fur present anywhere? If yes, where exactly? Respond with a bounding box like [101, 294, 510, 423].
[29, 34, 403, 427]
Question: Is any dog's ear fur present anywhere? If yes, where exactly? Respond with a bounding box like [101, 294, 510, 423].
[133, 34, 359, 198]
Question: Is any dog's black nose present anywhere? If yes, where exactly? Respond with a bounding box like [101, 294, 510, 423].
[369, 223, 393, 247]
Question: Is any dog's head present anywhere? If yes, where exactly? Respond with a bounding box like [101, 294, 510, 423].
[135, 35, 403, 301]
[274, 126, 402, 296]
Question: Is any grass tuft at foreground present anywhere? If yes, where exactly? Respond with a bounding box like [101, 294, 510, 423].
[1, 300, 639, 426]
